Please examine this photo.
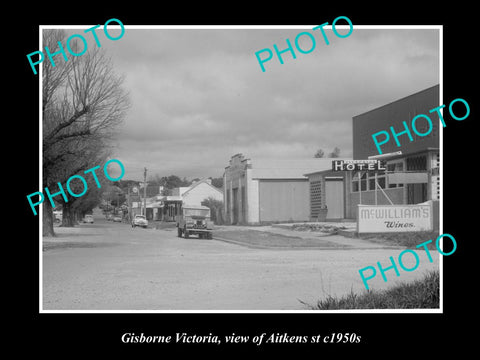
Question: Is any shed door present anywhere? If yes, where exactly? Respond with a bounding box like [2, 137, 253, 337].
[258, 180, 309, 222]
[325, 179, 344, 219]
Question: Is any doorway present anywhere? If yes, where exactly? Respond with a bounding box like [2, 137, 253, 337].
[325, 178, 344, 219]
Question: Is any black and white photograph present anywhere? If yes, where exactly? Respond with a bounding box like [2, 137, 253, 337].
[17, 7, 476, 354]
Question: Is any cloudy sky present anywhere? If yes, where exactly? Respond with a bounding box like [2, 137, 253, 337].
[84, 25, 439, 182]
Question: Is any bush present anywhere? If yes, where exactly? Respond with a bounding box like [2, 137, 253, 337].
[201, 197, 225, 225]
[302, 270, 439, 309]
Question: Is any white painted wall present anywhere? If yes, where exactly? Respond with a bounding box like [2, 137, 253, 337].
[182, 182, 223, 206]
[246, 169, 260, 223]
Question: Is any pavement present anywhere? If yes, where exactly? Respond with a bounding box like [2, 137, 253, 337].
[214, 224, 401, 249]
[42, 216, 440, 311]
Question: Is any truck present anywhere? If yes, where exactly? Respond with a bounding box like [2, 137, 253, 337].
[176, 205, 214, 239]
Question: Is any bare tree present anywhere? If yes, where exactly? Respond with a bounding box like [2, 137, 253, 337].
[42, 30, 130, 236]
[54, 139, 111, 227]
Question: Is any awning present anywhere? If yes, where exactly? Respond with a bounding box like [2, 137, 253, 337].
[157, 196, 183, 202]
[146, 202, 164, 208]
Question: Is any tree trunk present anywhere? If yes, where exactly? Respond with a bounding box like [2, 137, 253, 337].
[61, 203, 76, 227]
[42, 200, 55, 237]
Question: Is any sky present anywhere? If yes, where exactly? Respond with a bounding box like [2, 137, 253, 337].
[71, 25, 440, 183]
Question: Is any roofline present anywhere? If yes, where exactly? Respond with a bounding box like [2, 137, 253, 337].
[252, 177, 309, 181]
[182, 178, 223, 196]
[304, 169, 334, 176]
[376, 147, 439, 161]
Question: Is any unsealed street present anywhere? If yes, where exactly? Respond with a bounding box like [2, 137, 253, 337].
[42, 215, 440, 311]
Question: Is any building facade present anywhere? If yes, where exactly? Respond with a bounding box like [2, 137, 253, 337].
[223, 154, 343, 224]
[160, 178, 223, 221]
[351, 85, 440, 217]
[305, 85, 440, 226]
[304, 169, 351, 220]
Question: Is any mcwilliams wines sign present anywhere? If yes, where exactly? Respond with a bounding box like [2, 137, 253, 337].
[357, 202, 433, 233]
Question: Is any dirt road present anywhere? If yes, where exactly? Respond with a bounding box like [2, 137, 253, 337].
[42, 217, 440, 311]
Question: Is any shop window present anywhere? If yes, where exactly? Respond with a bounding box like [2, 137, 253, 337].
[352, 179, 359, 192]
[352, 172, 359, 192]
[360, 172, 367, 191]
[406, 155, 427, 171]
[387, 161, 404, 188]
[368, 174, 386, 190]
[378, 177, 386, 189]
[353, 171, 386, 191]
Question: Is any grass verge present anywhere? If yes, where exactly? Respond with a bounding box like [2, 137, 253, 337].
[358, 231, 439, 249]
[214, 229, 350, 249]
[301, 270, 439, 309]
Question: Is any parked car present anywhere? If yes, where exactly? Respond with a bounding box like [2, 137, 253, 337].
[176, 205, 213, 239]
[132, 214, 148, 228]
[83, 214, 94, 223]
[53, 210, 62, 223]
[113, 215, 122, 222]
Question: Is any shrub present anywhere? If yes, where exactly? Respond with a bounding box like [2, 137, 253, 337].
[201, 197, 225, 225]
[302, 270, 439, 309]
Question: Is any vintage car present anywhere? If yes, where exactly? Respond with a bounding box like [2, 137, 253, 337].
[132, 214, 148, 228]
[53, 210, 62, 223]
[83, 214, 94, 223]
[176, 205, 213, 239]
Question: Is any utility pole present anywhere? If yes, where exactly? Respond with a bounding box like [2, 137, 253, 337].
[143, 167, 147, 217]
[128, 185, 132, 222]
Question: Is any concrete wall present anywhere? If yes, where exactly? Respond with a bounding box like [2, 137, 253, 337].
[246, 174, 260, 224]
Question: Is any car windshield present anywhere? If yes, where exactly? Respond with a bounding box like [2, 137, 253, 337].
[184, 208, 210, 217]
[136, 215, 146, 219]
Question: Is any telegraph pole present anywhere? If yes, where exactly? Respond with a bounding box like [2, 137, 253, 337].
[143, 167, 147, 216]
[127, 185, 132, 222]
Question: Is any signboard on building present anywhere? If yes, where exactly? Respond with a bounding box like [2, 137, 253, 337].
[332, 159, 386, 171]
[357, 201, 433, 233]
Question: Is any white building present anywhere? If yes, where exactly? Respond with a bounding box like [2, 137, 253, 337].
[171, 178, 223, 206]
[223, 154, 345, 224]
[161, 178, 223, 221]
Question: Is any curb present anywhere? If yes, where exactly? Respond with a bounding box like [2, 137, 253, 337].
[212, 236, 351, 250]
[337, 229, 358, 238]
[212, 236, 402, 251]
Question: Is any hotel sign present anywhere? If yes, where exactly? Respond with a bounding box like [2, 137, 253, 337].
[332, 159, 386, 171]
[357, 202, 433, 233]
